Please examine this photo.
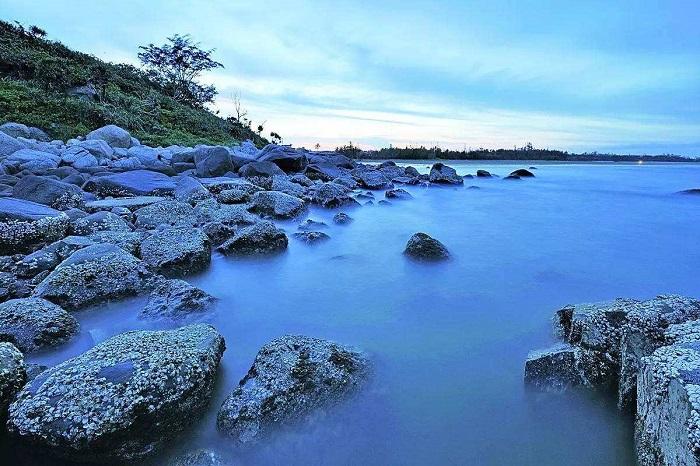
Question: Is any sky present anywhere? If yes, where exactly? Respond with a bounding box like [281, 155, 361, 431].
[3, 0, 700, 154]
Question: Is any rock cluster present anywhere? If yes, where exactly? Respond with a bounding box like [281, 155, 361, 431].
[525, 294, 700, 465]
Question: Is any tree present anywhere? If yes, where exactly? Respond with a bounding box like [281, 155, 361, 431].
[138, 34, 223, 108]
[270, 132, 282, 144]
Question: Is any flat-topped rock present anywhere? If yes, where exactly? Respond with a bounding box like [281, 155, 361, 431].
[12, 175, 85, 210]
[0, 198, 69, 254]
[134, 200, 196, 229]
[140, 279, 216, 320]
[524, 344, 588, 391]
[71, 211, 133, 235]
[8, 324, 225, 463]
[217, 335, 370, 445]
[249, 191, 306, 219]
[217, 221, 288, 256]
[84, 196, 166, 212]
[83, 170, 176, 197]
[140, 228, 211, 277]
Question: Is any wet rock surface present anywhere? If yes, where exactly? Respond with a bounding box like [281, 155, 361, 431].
[140, 279, 216, 320]
[140, 227, 211, 277]
[216, 335, 371, 446]
[404, 232, 450, 260]
[0, 298, 78, 352]
[217, 221, 288, 256]
[7, 324, 225, 463]
[0, 342, 26, 419]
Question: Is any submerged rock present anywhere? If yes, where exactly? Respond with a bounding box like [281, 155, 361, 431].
[385, 188, 412, 200]
[217, 221, 288, 256]
[169, 449, 225, 466]
[298, 219, 327, 231]
[404, 233, 450, 260]
[216, 335, 371, 445]
[508, 169, 535, 178]
[0, 298, 78, 353]
[8, 324, 225, 463]
[333, 212, 352, 225]
[140, 279, 215, 320]
[476, 169, 492, 178]
[140, 228, 211, 277]
[355, 169, 391, 190]
[524, 344, 588, 391]
[293, 231, 330, 244]
[33, 243, 152, 310]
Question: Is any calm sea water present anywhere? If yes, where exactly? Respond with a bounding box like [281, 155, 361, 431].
[5, 161, 700, 465]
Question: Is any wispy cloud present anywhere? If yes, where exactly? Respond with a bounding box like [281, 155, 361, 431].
[3, 0, 700, 154]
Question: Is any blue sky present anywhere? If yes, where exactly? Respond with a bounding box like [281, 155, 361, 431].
[3, 0, 700, 154]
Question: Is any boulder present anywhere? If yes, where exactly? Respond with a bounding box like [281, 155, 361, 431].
[71, 211, 133, 235]
[0, 342, 26, 418]
[216, 335, 371, 445]
[174, 176, 212, 204]
[76, 139, 114, 159]
[133, 200, 196, 229]
[0, 122, 31, 140]
[257, 145, 308, 173]
[271, 175, 306, 197]
[0, 198, 69, 254]
[140, 228, 211, 277]
[4, 149, 60, 173]
[7, 324, 225, 463]
[249, 191, 306, 219]
[0, 131, 24, 158]
[239, 161, 285, 178]
[33, 243, 152, 310]
[293, 231, 330, 244]
[476, 170, 492, 178]
[194, 200, 257, 226]
[127, 146, 170, 170]
[88, 230, 144, 256]
[298, 219, 327, 231]
[83, 170, 176, 197]
[86, 125, 131, 149]
[385, 188, 412, 200]
[140, 279, 216, 320]
[16, 236, 94, 277]
[679, 188, 700, 195]
[12, 175, 85, 210]
[332, 176, 358, 190]
[305, 163, 348, 182]
[404, 233, 450, 260]
[61, 146, 99, 169]
[0, 298, 78, 353]
[201, 222, 236, 246]
[194, 146, 233, 178]
[217, 188, 250, 204]
[354, 169, 391, 190]
[311, 183, 358, 208]
[217, 221, 288, 256]
[169, 449, 225, 466]
[84, 196, 166, 213]
[405, 166, 420, 177]
[509, 169, 535, 178]
[429, 163, 463, 185]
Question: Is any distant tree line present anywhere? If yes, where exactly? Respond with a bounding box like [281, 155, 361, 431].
[335, 142, 696, 162]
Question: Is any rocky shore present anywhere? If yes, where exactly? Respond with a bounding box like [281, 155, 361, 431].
[0, 121, 541, 463]
[525, 295, 700, 465]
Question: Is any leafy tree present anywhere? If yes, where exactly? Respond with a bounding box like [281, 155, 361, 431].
[270, 131, 282, 144]
[138, 34, 223, 108]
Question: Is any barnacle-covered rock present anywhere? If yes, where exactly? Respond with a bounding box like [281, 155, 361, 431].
[140, 228, 211, 277]
[82, 170, 176, 197]
[134, 200, 197, 229]
[140, 279, 216, 320]
[71, 211, 133, 235]
[636, 338, 700, 465]
[217, 221, 288, 256]
[404, 232, 449, 261]
[33, 243, 152, 310]
[0, 198, 69, 255]
[0, 342, 26, 419]
[7, 324, 225, 463]
[249, 191, 306, 219]
[0, 298, 78, 352]
[216, 335, 370, 445]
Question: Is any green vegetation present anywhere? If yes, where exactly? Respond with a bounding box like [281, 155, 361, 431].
[0, 20, 267, 147]
[337, 142, 697, 162]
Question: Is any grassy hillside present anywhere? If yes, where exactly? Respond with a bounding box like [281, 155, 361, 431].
[0, 20, 267, 147]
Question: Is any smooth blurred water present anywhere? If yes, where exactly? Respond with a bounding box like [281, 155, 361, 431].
[7, 161, 700, 465]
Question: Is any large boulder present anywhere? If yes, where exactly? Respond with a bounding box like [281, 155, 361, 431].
[140, 228, 211, 277]
[169, 449, 224, 466]
[140, 279, 215, 320]
[86, 125, 132, 148]
[194, 199, 257, 226]
[84, 196, 166, 213]
[509, 168, 535, 178]
[60, 146, 99, 169]
[0, 342, 26, 418]
[4, 149, 60, 173]
[83, 170, 176, 197]
[239, 161, 285, 178]
[249, 191, 306, 219]
[0, 198, 69, 254]
[12, 175, 85, 210]
[217, 335, 371, 445]
[0, 298, 78, 353]
[33, 243, 152, 310]
[194, 146, 233, 178]
[0, 122, 49, 141]
[133, 200, 196, 229]
[271, 175, 306, 197]
[429, 163, 462, 185]
[174, 176, 212, 204]
[15, 236, 93, 278]
[354, 169, 391, 190]
[7, 324, 225, 463]
[305, 163, 348, 182]
[76, 139, 114, 159]
[0, 131, 24, 158]
[257, 145, 308, 173]
[524, 344, 589, 391]
[217, 221, 288, 256]
[404, 233, 450, 260]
